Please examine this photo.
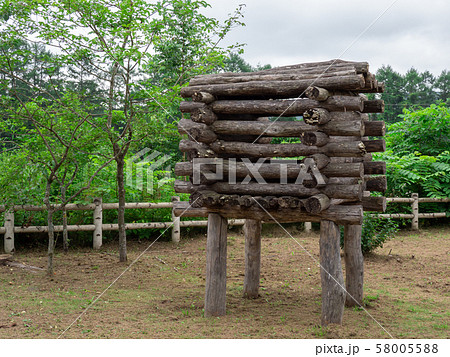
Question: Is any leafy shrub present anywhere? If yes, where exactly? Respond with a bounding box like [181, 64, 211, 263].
[340, 213, 399, 255]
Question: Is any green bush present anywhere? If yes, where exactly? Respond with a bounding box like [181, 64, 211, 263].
[340, 213, 399, 255]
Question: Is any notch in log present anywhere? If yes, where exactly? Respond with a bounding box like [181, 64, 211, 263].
[304, 86, 330, 101]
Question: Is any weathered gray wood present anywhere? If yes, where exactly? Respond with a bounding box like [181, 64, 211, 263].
[210, 119, 364, 138]
[210, 96, 364, 116]
[190, 106, 218, 125]
[305, 86, 330, 101]
[361, 196, 387, 212]
[301, 131, 329, 147]
[173, 201, 363, 225]
[321, 162, 364, 178]
[362, 100, 385, 113]
[93, 197, 103, 250]
[320, 220, 346, 325]
[189, 69, 358, 86]
[260, 60, 369, 74]
[344, 224, 364, 307]
[304, 194, 331, 214]
[181, 75, 366, 98]
[362, 139, 385, 153]
[175, 157, 346, 182]
[363, 120, 385, 136]
[171, 196, 181, 243]
[303, 108, 331, 125]
[243, 219, 262, 299]
[363, 161, 386, 175]
[178, 119, 217, 143]
[204, 213, 228, 317]
[304, 222, 312, 233]
[175, 180, 363, 200]
[179, 139, 217, 158]
[209, 140, 366, 158]
[4, 210, 14, 254]
[411, 193, 419, 230]
[365, 175, 387, 192]
[192, 91, 216, 103]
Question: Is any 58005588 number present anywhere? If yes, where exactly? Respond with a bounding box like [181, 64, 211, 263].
[376, 344, 438, 354]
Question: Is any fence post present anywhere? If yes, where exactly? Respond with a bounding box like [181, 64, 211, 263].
[171, 196, 180, 243]
[93, 197, 103, 249]
[304, 222, 312, 233]
[411, 193, 419, 230]
[4, 209, 15, 254]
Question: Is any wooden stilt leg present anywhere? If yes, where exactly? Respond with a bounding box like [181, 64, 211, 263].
[204, 213, 228, 317]
[344, 224, 364, 307]
[320, 220, 345, 325]
[243, 219, 262, 299]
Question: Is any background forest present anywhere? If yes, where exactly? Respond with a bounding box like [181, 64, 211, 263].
[0, 1, 448, 261]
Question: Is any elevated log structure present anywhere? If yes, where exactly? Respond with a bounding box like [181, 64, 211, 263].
[174, 59, 386, 325]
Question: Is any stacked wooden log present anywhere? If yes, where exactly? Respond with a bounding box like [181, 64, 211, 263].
[174, 59, 386, 225]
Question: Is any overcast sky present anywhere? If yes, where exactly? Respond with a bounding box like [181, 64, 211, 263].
[202, 0, 450, 75]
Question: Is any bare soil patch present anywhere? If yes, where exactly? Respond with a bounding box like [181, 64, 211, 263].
[0, 226, 448, 339]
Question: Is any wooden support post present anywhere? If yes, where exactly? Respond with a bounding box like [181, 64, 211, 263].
[411, 193, 419, 230]
[93, 197, 102, 250]
[243, 219, 262, 299]
[171, 196, 181, 243]
[320, 220, 345, 325]
[4, 209, 15, 254]
[304, 222, 312, 233]
[204, 213, 228, 317]
[344, 224, 363, 307]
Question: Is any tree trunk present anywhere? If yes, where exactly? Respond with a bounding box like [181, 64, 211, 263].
[47, 209, 55, 276]
[117, 157, 127, 262]
[62, 208, 68, 253]
[243, 219, 262, 299]
[61, 187, 68, 253]
[320, 220, 345, 325]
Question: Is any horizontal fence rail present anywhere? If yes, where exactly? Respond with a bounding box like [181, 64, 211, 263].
[2, 194, 448, 253]
[368, 193, 449, 230]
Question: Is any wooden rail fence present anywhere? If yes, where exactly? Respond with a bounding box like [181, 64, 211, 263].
[373, 193, 449, 230]
[1, 193, 448, 254]
[0, 197, 244, 254]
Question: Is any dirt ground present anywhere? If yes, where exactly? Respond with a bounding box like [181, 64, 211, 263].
[0, 225, 449, 339]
